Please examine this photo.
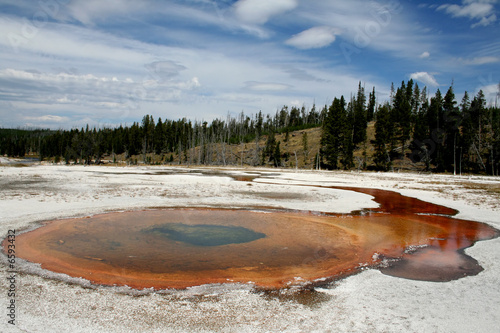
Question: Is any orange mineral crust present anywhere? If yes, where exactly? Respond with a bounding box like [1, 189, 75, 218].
[7, 187, 499, 290]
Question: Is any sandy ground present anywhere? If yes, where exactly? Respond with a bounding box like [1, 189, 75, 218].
[1, 162, 499, 332]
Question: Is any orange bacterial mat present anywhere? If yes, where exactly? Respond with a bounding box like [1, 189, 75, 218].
[5, 186, 499, 290]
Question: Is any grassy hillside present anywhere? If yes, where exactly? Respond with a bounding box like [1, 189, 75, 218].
[114, 122, 426, 172]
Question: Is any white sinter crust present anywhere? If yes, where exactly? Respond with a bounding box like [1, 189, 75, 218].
[1, 163, 499, 333]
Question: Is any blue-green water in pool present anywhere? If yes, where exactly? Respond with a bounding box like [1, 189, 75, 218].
[142, 223, 266, 246]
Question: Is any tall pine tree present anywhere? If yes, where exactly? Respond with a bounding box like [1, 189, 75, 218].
[427, 89, 444, 170]
[442, 86, 459, 172]
[367, 87, 376, 122]
[321, 96, 346, 169]
[352, 82, 367, 146]
[374, 103, 392, 171]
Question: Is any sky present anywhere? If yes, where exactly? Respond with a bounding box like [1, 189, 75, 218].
[0, 0, 499, 129]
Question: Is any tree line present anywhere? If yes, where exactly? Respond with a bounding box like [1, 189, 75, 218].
[322, 80, 499, 175]
[1, 105, 323, 166]
[1, 80, 499, 175]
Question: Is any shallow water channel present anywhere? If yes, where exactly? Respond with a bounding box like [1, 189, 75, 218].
[4, 175, 499, 290]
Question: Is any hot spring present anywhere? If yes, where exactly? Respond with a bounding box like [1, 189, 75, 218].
[4, 186, 499, 290]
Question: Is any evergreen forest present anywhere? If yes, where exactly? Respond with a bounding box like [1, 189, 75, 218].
[1, 80, 499, 175]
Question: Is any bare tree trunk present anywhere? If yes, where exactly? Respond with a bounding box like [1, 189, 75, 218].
[472, 141, 486, 171]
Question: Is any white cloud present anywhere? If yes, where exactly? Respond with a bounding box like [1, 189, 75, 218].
[437, 0, 497, 27]
[478, 82, 500, 105]
[233, 0, 298, 24]
[460, 56, 500, 65]
[472, 13, 497, 27]
[174, 77, 201, 90]
[0, 68, 131, 87]
[289, 1, 434, 61]
[244, 81, 292, 91]
[280, 66, 330, 83]
[409, 72, 439, 87]
[0, 17, 152, 71]
[420, 51, 430, 59]
[65, 0, 147, 25]
[144, 61, 187, 83]
[3, 0, 486, 129]
[24, 115, 69, 123]
[285, 26, 339, 49]
[0, 68, 200, 111]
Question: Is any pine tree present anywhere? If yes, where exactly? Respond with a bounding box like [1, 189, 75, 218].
[459, 91, 472, 171]
[391, 81, 412, 157]
[352, 82, 367, 146]
[321, 96, 346, 169]
[412, 83, 421, 118]
[154, 117, 164, 155]
[427, 89, 444, 170]
[256, 111, 263, 137]
[263, 131, 277, 165]
[302, 132, 309, 165]
[273, 141, 282, 167]
[470, 90, 488, 171]
[390, 82, 395, 105]
[141, 115, 155, 153]
[374, 103, 392, 171]
[442, 86, 459, 172]
[343, 99, 355, 169]
[409, 87, 430, 169]
[491, 105, 500, 175]
[367, 87, 376, 122]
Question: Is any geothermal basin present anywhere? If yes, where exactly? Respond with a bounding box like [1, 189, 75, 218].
[5, 185, 499, 290]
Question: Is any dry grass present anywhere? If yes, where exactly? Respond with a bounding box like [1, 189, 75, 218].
[0, 162, 29, 167]
[408, 179, 500, 209]
[232, 191, 305, 200]
[461, 182, 500, 196]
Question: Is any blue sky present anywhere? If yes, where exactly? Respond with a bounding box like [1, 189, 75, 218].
[0, 0, 499, 129]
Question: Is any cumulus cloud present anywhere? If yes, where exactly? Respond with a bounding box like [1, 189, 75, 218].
[233, 0, 298, 24]
[477, 82, 500, 104]
[285, 26, 340, 50]
[173, 77, 201, 90]
[409, 72, 439, 87]
[437, 0, 497, 27]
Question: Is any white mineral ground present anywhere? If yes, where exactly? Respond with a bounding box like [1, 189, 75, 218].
[1, 160, 499, 332]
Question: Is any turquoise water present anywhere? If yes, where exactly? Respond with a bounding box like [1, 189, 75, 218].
[142, 223, 266, 246]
